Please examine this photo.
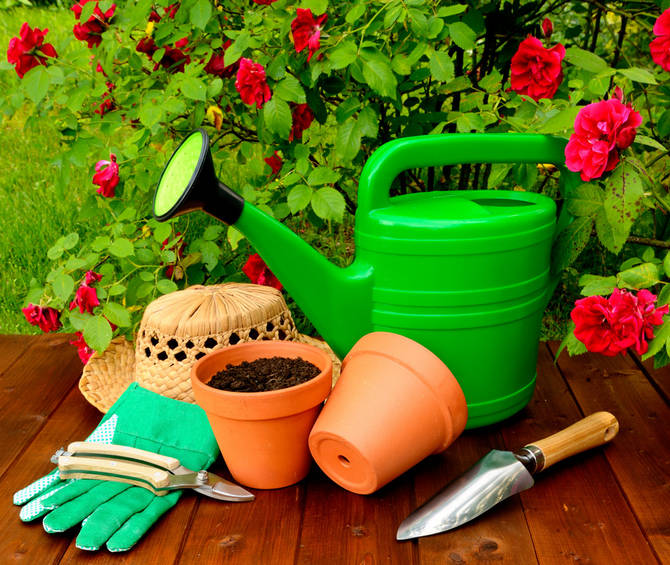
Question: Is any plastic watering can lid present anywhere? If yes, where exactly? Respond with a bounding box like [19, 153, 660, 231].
[360, 190, 556, 240]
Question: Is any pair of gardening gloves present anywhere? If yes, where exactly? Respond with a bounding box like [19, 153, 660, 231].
[13, 383, 219, 552]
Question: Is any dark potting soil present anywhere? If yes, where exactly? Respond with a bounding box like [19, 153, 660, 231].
[207, 356, 321, 392]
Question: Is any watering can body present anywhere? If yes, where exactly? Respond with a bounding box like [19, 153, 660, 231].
[155, 132, 580, 429]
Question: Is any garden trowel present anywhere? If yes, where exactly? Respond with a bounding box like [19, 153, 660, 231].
[397, 411, 619, 540]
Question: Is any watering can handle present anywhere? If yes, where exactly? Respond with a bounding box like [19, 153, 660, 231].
[357, 133, 577, 215]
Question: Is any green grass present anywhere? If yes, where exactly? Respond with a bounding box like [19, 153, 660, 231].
[0, 7, 93, 334]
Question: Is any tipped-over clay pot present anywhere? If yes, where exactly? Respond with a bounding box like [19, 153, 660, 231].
[308, 331, 467, 494]
[191, 341, 332, 489]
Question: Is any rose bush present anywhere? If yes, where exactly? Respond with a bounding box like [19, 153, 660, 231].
[4, 0, 670, 367]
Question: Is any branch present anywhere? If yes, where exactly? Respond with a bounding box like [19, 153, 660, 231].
[627, 235, 670, 249]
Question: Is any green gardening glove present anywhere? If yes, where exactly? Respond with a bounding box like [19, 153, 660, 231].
[14, 383, 219, 552]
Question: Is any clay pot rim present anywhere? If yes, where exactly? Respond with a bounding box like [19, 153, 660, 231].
[191, 340, 333, 420]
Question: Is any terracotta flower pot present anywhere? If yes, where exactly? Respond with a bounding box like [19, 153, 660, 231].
[308, 332, 467, 494]
[191, 341, 333, 489]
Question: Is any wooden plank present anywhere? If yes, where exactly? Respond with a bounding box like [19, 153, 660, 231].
[178, 473, 304, 565]
[504, 344, 660, 564]
[633, 354, 670, 405]
[297, 468, 416, 564]
[0, 385, 101, 564]
[0, 333, 83, 476]
[412, 428, 538, 565]
[549, 342, 670, 563]
[0, 334, 34, 375]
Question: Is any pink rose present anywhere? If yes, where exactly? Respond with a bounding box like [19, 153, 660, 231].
[93, 153, 119, 197]
[289, 103, 314, 142]
[235, 58, 272, 108]
[243, 253, 282, 290]
[22, 304, 62, 333]
[509, 36, 565, 101]
[291, 8, 327, 62]
[565, 97, 642, 181]
[651, 8, 670, 71]
[7, 22, 58, 78]
[84, 270, 102, 285]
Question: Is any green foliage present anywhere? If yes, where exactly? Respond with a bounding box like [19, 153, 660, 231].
[3, 0, 670, 367]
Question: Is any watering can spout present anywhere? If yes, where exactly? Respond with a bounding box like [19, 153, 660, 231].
[153, 129, 371, 358]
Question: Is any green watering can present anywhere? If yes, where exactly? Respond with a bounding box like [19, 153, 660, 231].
[153, 131, 580, 428]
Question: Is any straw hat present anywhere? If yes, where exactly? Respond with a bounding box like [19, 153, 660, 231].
[79, 283, 341, 413]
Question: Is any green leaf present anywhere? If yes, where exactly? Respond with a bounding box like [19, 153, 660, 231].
[180, 77, 207, 101]
[61, 233, 79, 250]
[552, 216, 594, 272]
[335, 118, 362, 161]
[227, 225, 245, 250]
[642, 315, 670, 359]
[139, 102, 163, 127]
[428, 50, 455, 82]
[288, 184, 313, 213]
[300, 0, 328, 13]
[157, 279, 178, 294]
[578, 274, 617, 296]
[23, 66, 50, 104]
[357, 106, 379, 138]
[109, 238, 135, 258]
[634, 135, 666, 151]
[448, 22, 476, 50]
[664, 251, 670, 278]
[83, 315, 113, 353]
[107, 284, 126, 297]
[203, 225, 223, 241]
[329, 41, 358, 70]
[438, 4, 468, 17]
[52, 272, 75, 303]
[102, 302, 132, 327]
[658, 283, 670, 306]
[47, 243, 64, 260]
[153, 223, 172, 244]
[538, 107, 580, 134]
[603, 162, 645, 247]
[263, 97, 292, 138]
[307, 166, 341, 186]
[618, 67, 657, 85]
[487, 163, 513, 188]
[224, 32, 249, 66]
[564, 47, 609, 73]
[311, 187, 345, 221]
[274, 76, 306, 104]
[189, 0, 211, 29]
[566, 183, 604, 217]
[595, 207, 627, 254]
[658, 110, 670, 137]
[345, 3, 365, 24]
[456, 112, 484, 133]
[361, 58, 397, 98]
[617, 262, 661, 289]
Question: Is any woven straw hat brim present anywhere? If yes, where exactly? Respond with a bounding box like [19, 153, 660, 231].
[79, 334, 342, 413]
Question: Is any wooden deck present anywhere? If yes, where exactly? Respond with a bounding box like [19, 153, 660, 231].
[1, 333, 668, 564]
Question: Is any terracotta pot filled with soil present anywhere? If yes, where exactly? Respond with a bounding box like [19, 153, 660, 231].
[191, 341, 333, 489]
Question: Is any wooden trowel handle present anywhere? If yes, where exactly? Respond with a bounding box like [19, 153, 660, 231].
[523, 412, 619, 472]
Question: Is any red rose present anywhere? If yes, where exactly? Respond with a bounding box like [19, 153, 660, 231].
[565, 97, 642, 181]
[651, 9, 670, 71]
[93, 153, 119, 197]
[291, 8, 327, 62]
[541, 18, 553, 39]
[252, 0, 277, 4]
[7, 23, 58, 78]
[149, 3, 179, 21]
[235, 58, 272, 108]
[136, 36, 157, 56]
[22, 304, 62, 333]
[571, 289, 668, 356]
[70, 331, 95, 364]
[72, 0, 116, 48]
[70, 284, 100, 314]
[509, 36, 565, 102]
[161, 232, 185, 278]
[289, 103, 314, 142]
[243, 253, 282, 290]
[204, 41, 237, 78]
[264, 151, 283, 176]
[84, 270, 102, 285]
